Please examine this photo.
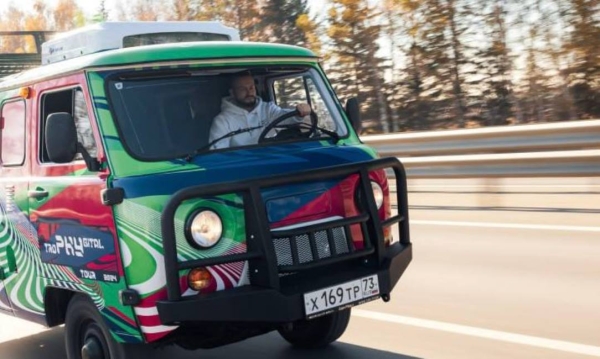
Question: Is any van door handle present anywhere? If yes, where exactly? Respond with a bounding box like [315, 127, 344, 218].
[28, 189, 49, 199]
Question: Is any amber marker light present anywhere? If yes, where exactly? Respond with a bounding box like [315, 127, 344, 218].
[18, 87, 31, 99]
[384, 226, 393, 246]
[188, 267, 212, 291]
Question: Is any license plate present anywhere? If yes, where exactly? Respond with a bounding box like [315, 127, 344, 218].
[304, 275, 380, 318]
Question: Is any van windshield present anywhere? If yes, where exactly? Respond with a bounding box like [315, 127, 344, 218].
[106, 66, 348, 161]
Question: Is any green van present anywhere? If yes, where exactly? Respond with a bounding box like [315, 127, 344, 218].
[0, 22, 411, 359]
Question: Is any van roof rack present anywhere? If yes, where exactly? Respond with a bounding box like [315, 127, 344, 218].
[41, 21, 240, 65]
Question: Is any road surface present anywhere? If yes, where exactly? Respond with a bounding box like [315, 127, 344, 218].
[2, 177, 599, 358]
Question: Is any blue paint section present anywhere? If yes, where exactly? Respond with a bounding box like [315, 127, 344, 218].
[104, 135, 120, 142]
[39, 220, 119, 283]
[114, 145, 373, 199]
[262, 181, 337, 223]
[94, 102, 111, 111]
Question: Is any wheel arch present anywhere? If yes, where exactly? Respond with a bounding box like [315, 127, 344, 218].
[44, 286, 77, 327]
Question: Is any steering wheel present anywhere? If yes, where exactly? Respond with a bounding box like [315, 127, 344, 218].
[258, 109, 318, 144]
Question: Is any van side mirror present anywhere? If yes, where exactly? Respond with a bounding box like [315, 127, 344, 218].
[345, 97, 361, 133]
[45, 113, 78, 163]
[45, 113, 100, 171]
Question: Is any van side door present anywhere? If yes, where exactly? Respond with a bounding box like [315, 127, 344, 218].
[0, 97, 29, 315]
[29, 76, 122, 310]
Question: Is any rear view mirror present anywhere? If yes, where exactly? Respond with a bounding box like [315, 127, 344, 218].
[345, 97, 361, 134]
[45, 113, 100, 171]
[45, 113, 78, 163]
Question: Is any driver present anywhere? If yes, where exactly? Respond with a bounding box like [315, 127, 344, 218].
[208, 72, 312, 149]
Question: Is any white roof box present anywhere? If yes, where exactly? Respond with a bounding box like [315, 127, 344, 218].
[41, 21, 240, 65]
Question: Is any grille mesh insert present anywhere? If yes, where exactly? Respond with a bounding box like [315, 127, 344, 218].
[273, 226, 351, 267]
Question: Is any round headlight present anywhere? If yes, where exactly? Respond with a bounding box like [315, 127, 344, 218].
[371, 181, 384, 209]
[186, 210, 223, 249]
[355, 181, 385, 210]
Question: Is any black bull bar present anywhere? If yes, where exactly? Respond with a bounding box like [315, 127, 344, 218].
[156, 157, 412, 324]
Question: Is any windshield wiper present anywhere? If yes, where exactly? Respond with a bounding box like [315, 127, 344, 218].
[185, 125, 262, 162]
[316, 126, 340, 143]
[291, 122, 340, 143]
[184, 123, 340, 162]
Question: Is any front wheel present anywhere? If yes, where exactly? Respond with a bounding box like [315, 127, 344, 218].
[277, 309, 351, 349]
[65, 294, 129, 359]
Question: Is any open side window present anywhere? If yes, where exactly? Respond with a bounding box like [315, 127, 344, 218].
[269, 70, 341, 133]
[39, 88, 97, 163]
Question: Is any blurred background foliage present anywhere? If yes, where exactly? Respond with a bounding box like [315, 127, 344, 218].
[0, 0, 598, 133]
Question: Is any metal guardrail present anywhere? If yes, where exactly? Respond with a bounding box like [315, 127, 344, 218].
[362, 120, 600, 178]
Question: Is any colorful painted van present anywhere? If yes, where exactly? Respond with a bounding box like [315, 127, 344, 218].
[0, 22, 411, 359]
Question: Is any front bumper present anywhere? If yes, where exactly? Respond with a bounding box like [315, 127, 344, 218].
[157, 242, 411, 323]
[156, 157, 412, 324]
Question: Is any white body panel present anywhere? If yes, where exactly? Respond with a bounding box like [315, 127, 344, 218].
[41, 21, 240, 65]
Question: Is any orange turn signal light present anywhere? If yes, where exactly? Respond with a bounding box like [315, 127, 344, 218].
[188, 267, 212, 291]
[18, 87, 31, 99]
[384, 226, 393, 246]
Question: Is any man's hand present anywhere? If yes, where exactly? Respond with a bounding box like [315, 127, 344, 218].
[296, 103, 312, 117]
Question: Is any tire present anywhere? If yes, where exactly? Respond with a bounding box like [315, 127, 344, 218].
[64, 294, 129, 359]
[278, 309, 351, 349]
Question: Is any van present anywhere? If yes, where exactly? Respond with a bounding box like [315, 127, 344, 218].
[0, 22, 411, 359]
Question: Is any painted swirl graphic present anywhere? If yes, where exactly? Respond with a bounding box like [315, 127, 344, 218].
[0, 186, 143, 343]
[114, 198, 249, 341]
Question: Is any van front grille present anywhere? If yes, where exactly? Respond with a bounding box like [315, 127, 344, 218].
[272, 226, 352, 267]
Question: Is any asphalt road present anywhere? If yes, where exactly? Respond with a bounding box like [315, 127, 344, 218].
[2, 177, 599, 359]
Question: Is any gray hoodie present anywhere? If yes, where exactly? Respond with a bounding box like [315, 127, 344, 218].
[208, 96, 291, 149]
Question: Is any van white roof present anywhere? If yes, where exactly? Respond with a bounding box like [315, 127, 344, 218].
[41, 21, 240, 65]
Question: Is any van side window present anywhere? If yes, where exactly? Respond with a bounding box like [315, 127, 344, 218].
[1, 100, 26, 166]
[272, 73, 340, 133]
[40, 88, 97, 163]
[73, 90, 97, 159]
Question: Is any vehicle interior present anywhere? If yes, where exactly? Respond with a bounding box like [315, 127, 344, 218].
[106, 66, 342, 161]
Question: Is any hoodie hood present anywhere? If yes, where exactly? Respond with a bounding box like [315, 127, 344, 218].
[219, 96, 261, 116]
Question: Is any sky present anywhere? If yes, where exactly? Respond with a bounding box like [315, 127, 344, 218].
[0, 0, 327, 21]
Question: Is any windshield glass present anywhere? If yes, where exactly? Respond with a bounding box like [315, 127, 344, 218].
[106, 66, 348, 161]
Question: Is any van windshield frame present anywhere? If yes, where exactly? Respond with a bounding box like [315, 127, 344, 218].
[105, 65, 349, 161]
